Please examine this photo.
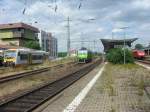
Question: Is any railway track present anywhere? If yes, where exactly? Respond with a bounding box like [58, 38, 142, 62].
[136, 60, 150, 101]
[0, 59, 101, 112]
[0, 67, 49, 84]
[0, 67, 10, 70]
[136, 60, 150, 65]
[0, 62, 76, 84]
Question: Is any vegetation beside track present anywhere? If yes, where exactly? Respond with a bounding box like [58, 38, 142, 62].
[96, 63, 150, 112]
[0, 60, 78, 101]
[106, 48, 134, 64]
[0, 57, 77, 77]
[0, 57, 101, 101]
[0, 59, 101, 111]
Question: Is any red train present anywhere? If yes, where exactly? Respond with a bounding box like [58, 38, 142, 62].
[132, 50, 145, 59]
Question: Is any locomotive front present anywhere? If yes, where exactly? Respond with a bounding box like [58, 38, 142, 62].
[3, 50, 17, 66]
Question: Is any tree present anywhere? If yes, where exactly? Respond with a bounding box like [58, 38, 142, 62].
[58, 52, 67, 57]
[135, 44, 144, 50]
[24, 41, 41, 50]
[106, 48, 134, 64]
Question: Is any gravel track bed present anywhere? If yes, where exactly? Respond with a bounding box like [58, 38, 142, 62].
[0, 62, 81, 102]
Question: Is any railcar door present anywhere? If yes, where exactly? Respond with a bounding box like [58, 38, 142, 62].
[28, 53, 32, 64]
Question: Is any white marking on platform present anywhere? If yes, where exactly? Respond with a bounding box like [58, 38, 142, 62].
[136, 62, 150, 70]
[63, 63, 106, 112]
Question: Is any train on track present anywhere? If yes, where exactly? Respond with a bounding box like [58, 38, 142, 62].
[132, 50, 146, 59]
[0, 50, 4, 66]
[77, 48, 93, 63]
[3, 48, 49, 66]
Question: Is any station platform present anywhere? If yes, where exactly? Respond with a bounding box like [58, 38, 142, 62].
[33, 63, 105, 112]
[136, 62, 150, 70]
[33, 61, 150, 112]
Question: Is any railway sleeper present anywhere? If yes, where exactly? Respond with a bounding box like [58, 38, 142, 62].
[16, 99, 38, 104]
[37, 90, 53, 95]
[0, 107, 26, 112]
[1, 104, 31, 111]
[29, 93, 49, 98]
[7, 101, 34, 107]
[40, 88, 53, 91]
[36, 90, 52, 95]
[0, 60, 100, 112]
[42, 86, 54, 90]
[24, 96, 45, 101]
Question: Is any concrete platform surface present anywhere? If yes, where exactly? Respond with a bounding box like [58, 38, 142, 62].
[35, 63, 105, 112]
[136, 62, 150, 70]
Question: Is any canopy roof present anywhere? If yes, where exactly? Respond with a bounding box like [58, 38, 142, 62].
[101, 38, 138, 52]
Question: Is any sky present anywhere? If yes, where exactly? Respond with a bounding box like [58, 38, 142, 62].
[0, 0, 150, 52]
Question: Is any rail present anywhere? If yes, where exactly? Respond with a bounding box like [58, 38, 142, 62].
[0, 62, 77, 84]
[136, 60, 150, 65]
[0, 59, 102, 112]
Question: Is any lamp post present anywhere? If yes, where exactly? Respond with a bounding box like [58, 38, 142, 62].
[65, 17, 96, 56]
[120, 27, 129, 64]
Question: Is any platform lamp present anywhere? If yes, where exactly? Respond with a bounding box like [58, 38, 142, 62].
[119, 27, 129, 64]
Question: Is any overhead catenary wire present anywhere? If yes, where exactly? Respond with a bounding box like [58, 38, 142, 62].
[22, 0, 27, 15]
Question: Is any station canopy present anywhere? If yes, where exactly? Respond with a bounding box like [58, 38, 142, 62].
[101, 38, 138, 52]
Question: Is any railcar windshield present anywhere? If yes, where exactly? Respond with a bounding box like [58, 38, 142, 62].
[78, 50, 87, 54]
[0, 51, 3, 57]
[4, 50, 16, 59]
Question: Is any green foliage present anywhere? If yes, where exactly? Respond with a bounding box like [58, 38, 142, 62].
[9, 42, 17, 46]
[106, 48, 134, 64]
[135, 44, 144, 50]
[24, 41, 41, 50]
[58, 52, 67, 57]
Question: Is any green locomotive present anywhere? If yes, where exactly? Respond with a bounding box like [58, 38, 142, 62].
[77, 48, 92, 63]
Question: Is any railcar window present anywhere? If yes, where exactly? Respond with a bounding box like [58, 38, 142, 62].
[20, 54, 28, 60]
[32, 55, 43, 60]
[4, 51, 16, 58]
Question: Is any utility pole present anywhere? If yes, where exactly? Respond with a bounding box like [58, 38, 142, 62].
[120, 27, 129, 64]
[65, 17, 95, 56]
[112, 32, 114, 40]
[66, 16, 71, 56]
[93, 40, 96, 53]
[123, 31, 126, 64]
[80, 33, 84, 48]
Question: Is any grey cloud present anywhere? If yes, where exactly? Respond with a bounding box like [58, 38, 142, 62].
[0, 0, 150, 51]
[112, 8, 150, 23]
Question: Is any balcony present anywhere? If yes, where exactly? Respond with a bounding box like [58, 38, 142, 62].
[13, 31, 24, 38]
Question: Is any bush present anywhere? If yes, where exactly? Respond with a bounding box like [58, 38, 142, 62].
[106, 48, 134, 64]
[58, 52, 67, 57]
[24, 41, 41, 50]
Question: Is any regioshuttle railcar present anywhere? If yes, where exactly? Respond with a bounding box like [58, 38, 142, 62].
[3, 48, 49, 66]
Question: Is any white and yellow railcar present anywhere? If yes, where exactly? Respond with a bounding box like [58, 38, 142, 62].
[3, 48, 49, 66]
[0, 50, 4, 66]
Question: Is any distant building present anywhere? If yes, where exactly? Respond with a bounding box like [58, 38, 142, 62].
[69, 49, 77, 57]
[38, 30, 57, 58]
[143, 45, 150, 55]
[101, 38, 138, 52]
[0, 22, 39, 47]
